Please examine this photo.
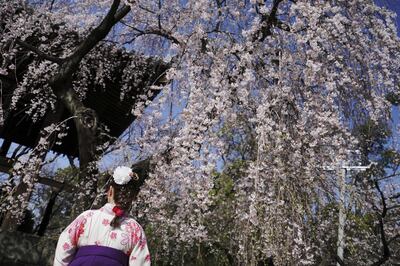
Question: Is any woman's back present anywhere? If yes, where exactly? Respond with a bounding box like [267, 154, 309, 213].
[54, 202, 150, 266]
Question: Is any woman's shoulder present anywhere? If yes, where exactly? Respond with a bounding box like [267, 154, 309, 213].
[71, 209, 100, 223]
[122, 217, 145, 232]
[81, 209, 97, 218]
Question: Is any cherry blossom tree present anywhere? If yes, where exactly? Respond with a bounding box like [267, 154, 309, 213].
[0, 0, 399, 265]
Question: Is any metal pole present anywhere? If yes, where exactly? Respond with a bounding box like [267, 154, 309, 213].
[336, 165, 346, 266]
[328, 161, 375, 266]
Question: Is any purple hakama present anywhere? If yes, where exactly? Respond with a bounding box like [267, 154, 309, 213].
[69, 245, 128, 266]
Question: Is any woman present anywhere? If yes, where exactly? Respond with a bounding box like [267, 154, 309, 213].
[54, 166, 151, 266]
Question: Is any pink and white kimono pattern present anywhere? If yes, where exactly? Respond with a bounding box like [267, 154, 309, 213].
[54, 203, 151, 266]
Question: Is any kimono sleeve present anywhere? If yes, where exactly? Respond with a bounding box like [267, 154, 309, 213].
[129, 225, 151, 266]
[53, 211, 89, 266]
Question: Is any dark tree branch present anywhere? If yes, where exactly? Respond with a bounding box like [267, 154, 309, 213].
[372, 180, 391, 266]
[15, 39, 63, 64]
[378, 172, 400, 181]
[114, 4, 131, 23]
[37, 176, 76, 192]
[386, 205, 400, 211]
[254, 0, 284, 42]
[36, 189, 61, 236]
[390, 192, 400, 199]
[49, 0, 56, 11]
[122, 25, 181, 45]
[67, 155, 77, 170]
[56, 0, 130, 82]
[138, 4, 156, 14]
[158, 0, 162, 29]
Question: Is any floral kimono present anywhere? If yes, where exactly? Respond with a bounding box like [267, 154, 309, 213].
[54, 202, 151, 266]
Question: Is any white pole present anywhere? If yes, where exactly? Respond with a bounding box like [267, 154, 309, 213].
[328, 161, 375, 266]
[336, 165, 346, 266]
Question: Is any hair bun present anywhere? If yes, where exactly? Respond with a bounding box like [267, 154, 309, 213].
[130, 172, 139, 181]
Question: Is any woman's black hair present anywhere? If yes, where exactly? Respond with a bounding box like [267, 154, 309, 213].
[108, 171, 142, 228]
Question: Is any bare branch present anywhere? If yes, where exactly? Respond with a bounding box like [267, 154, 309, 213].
[114, 4, 131, 23]
[122, 23, 181, 45]
[49, 0, 56, 11]
[387, 205, 400, 211]
[378, 172, 400, 181]
[138, 4, 156, 14]
[390, 192, 400, 199]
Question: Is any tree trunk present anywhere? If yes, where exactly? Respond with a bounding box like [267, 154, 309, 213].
[37, 189, 60, 236]
[52, 79, 99, 217]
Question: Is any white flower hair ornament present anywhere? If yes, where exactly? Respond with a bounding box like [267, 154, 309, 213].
[113, 166, 139, 185]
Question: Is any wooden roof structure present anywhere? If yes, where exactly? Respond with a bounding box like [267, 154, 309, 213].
[0, 47, 167, 218]
[0, 6, 168, 160]
[0, 51, 168, 158]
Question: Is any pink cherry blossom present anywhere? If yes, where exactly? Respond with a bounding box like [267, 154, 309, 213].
[1, 0, 399, 265]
